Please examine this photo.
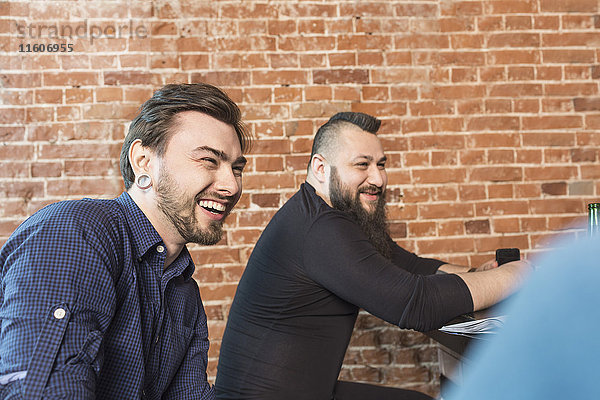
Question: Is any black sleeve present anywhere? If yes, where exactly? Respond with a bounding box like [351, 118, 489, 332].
[303, 211, 473, 332]
[387, 236, 445, 276]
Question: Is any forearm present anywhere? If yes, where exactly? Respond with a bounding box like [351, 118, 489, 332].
[437, 263, 472, 274]
[455, 261, 531, 311]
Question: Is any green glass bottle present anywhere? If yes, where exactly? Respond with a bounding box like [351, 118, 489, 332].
[589, 203, 600, 237]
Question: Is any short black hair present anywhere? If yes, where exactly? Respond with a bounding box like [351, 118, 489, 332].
[309, 112, 381, 161]
[120, 83, 251, 189]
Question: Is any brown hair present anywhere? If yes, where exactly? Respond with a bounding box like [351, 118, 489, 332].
[120, 83, 251, 189]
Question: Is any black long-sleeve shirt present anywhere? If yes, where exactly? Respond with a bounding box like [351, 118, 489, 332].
[215, 183, 473, 400]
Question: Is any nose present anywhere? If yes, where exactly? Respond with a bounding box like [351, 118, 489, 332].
[215, 165, 241, 197]
[367, 164, 386, 189]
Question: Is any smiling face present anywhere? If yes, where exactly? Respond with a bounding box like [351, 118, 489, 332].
[153, 111, 246, 245]
[325, 126, 388, 215]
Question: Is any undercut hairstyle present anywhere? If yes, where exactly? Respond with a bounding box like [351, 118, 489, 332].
[308, 112, 381, 164]
[120, 83, 251, 189]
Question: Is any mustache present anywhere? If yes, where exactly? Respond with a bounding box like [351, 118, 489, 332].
[194, 191, 236, 204]
[358, 185, 383, 195]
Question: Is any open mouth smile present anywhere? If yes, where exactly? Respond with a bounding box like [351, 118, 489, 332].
[198, 200, 227, 219]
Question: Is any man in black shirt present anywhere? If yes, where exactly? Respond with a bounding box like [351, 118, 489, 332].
[215, 112, 532, 400]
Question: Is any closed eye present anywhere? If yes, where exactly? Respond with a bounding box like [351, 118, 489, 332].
[233, 165, 244, 177]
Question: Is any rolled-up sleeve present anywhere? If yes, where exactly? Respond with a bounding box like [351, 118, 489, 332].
[0, 204, 118, 398]
[303, 211, 473, 332]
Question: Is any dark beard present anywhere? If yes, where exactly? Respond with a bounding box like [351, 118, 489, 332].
[155, 168, 224, 246]
[329, 167, 392, 259]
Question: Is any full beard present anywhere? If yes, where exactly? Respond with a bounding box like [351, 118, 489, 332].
[155, 168, 224, 246]
[329, 167, 392, 259]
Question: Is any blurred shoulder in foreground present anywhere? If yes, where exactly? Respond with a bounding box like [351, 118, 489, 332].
[447, 235, 600, 400]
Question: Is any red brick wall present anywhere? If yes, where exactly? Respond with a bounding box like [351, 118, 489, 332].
[2, 0, 599, 396]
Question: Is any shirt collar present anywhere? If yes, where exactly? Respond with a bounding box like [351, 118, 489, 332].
[114, 192, 196, 281]
[115, 192, 163, 260]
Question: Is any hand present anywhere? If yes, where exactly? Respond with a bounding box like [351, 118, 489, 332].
[503, 259, 535, 273]
[469, 258, 498, 272]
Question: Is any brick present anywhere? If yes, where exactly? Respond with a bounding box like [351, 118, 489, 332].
[430, 117, 463, 132]
[474, 235, 529, 252]
[543, 50, 595, 64]
[459, 150, 485, 165]
[489, 183, 513, 199]
[299, 54, 326, 68]
[540, 0, 598, 12]
[350, 102, 406, 117]
[313, 69, 369, 85]
[467, 116, 519, 132]
[441, 1, 483, 16]
[505, 16, 533, 30]
[516, 149, 542, 164]
[96, 87, 122, 102]
[541, 182, 567, 196]
[438, 221, 465, 236]
[489, 50, 540, 65]
[546, 83, 597, 96]
[571, 148, 597, 163]
[103, 71, 153, 86]
[0, 127, 25, 142]
[291, 102, 349, 119]
[488, 150, 515, 164]
[492, 217, 520, 233]
[507, 67, 534, 81]
[524, 166, 578, 180]
[417, 237, 475, 254]
[267, 20, 296, 35]
[439, 51, 485, 65]
[269, 54, 299, 69]
[524, 132, 575, 147]
[395, 3, 438, 17]
[522, 116, 582, 130]
[1, 73, 42, 88]
[0, 181, 44, 198]
[31, 161, 62, 178]
[573, 98, 600, 112]
[534, 16, 559, 30]
[409, 100, 454, 116]
[409, 134, 465, 150]
[529, 199, 582, 214]
[279, 36, 336, 51]
[64, 160, 117, 176]
[0, 107, 25, 124]
[252, 70, 306, 85]
[470, 167, 522, 182]
[35, 89, 62, 104]
[489, 83, 542, 97]
[488, 33, 540, 48]
[568, 181, 594, 196]
[408, 221, 436, 237]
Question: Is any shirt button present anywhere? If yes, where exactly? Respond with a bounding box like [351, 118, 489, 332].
[54, 308, 66, 319]
[156, 245, 165, 253]
[155, 335, 160, 344]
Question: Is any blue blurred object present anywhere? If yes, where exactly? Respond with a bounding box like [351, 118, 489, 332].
[446, 236, 600, 400]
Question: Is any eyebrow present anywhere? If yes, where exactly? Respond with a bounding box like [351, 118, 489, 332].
[194, 146, 247, 166]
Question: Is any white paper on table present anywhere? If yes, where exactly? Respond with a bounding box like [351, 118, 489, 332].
[439, 315, 506, 335]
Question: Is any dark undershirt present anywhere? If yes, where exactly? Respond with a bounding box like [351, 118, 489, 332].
[215, 183, 473, 400]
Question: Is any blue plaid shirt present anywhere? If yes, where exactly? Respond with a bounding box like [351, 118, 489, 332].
[0, 192, 215, 399]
